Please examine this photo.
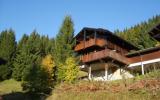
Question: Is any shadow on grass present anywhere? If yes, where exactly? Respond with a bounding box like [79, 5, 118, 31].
[1, 92, 47, 100]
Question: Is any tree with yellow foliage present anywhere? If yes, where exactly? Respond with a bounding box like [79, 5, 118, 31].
[56, 57, 79, 83]
[41, 54, 55, 84]
[64, 57, 79, 83]
[155, 41, 160, 47]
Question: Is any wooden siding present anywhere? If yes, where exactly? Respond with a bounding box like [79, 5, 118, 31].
[74, 38, 107, 51]
[80, 48, 160, 65]
[128, 50, 160, 63]
[80, 49, 129, 64]
[107, 40, 128, 55]
[75, 38, 129, 55]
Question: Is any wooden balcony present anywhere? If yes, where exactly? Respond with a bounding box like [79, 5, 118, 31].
[80, 49, 130, 64]
[75, 38, 107, 51]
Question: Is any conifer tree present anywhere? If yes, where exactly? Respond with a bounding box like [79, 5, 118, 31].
[53, 16, 76, 82]
[115, 15, 160, 49]
[40, 35, 52, 56]
[22, 63, 51, 93]
[13, 31, 43, 80]
[12, 34, 29, 80]
[17, 34, 29, 52]
[11, 30, 53, 93]
[54, 16, 75, 64]
[0, 29, 16, 80]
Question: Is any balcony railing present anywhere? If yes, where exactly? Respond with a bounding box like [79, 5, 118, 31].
[75, 38, 106, 51]
[80, 49, 129, 64]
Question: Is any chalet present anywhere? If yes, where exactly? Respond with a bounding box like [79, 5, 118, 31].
[75, 24, 160, 81]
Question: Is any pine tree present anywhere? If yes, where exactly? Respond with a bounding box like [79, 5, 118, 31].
[115, 15, 160, 49]
[12, 30, 53, 93]
[21, 31, 52, 93]
[12, 34, 28, 80]
[22, 63, 51, 93]
[12, 31, 43, 81]
[0, 29, 16, 80]
[52, 16, 76, 82]
[53, 16, 75, 64]
[40, 35, 52, 56]
[17, 34, 29, 52]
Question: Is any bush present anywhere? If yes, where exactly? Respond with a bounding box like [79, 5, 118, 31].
[41, 54, 56, 84]
[22, 64, 51, 94]
[56, 57, 79, 83]
[0, 65, 12, 81]
[64, 57, 79, 83]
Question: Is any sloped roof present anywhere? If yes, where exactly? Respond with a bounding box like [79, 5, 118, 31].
[75, 27, 139, 50]
[148, 23, 160, 41]
[126, 46, 160, 57]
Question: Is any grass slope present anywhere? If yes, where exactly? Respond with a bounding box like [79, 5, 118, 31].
[0, 71, 159, 100]
[47, 70, 160, 100]
[0, 79, 45, 100]
[0, 79, 22, 95]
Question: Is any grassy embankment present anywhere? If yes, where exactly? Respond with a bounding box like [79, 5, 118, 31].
[0, 70, 160, 100]
[47, 70, 160, 100]
[0, 79, 44, 100]
[0, 79, 22, 95]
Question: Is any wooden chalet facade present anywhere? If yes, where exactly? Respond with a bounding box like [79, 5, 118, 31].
[74, 25, 160, 81]
[75, 28, 138, 64]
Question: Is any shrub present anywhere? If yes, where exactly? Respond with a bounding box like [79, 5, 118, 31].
[0, 65, 12, 81]
[22, 64, 51, 94]
[64, 57, 79, 83]
[56, 57, 79, 83]
[41, 54, 56, 87]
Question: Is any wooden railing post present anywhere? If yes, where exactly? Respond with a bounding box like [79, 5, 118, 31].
[84, 30, 86, 48]
[105, 63, 109, 80]
[88, 65, 92, 80]
[94, 31, 97, 44]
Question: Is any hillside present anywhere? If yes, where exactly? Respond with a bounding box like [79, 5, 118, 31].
[0, 79, 22, 95]
[0, 68, 160, 100]
[47, 70, 160, 100]
[115, 15, 160, 49]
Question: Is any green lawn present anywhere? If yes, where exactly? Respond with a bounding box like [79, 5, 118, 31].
[0, 79, 45, 100]
[0, 79, 22, 95]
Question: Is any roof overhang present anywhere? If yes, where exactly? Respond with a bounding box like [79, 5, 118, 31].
[75, 27, 139, 50]
[148, 23, 160, 41]
[128, 58, 160, 68]
[126, 46, 160, 57]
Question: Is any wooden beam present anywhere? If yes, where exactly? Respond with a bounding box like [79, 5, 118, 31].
[105, 63, 109, 80]
[141, 63, 144, 75]
[100, 59, 105, 63]
[107, 62, 119, 68]
[94, 31, 97, 44]
[84, 30, 86, 48]
[88, 65, 92, 80]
